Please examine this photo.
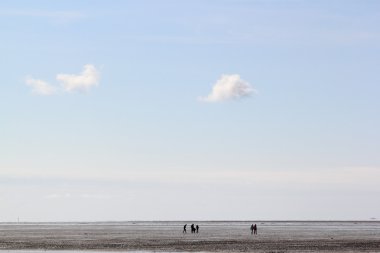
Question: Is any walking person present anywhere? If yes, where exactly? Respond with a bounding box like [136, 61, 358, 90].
[253, 224, 257, 235]
[196, 225, 199, 233]
[191, 224, 195, 233]
[250, 224, 254, 234]
[183, 224, 187, 233]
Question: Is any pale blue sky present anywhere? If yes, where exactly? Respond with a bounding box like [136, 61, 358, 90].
[1, 0, 380, 221]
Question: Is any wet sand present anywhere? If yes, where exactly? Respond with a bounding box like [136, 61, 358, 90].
[0, 221, 379, 252]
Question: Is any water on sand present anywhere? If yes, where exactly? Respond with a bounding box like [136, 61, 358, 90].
[0, 221, 379, 252]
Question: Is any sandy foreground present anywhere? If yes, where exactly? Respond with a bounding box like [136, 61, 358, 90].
[0, 221, 379, 252]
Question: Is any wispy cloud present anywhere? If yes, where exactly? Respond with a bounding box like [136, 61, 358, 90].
[3, 167, 380, 187]
[44, 193, 113, 200]
[57, 64, 100, 92]
[25, 77, 56, 95]
[0, 9, 85, 23]
[200, 74, 256, 102]
[45, 193, 71, 199]
[25, 64, 100, 95]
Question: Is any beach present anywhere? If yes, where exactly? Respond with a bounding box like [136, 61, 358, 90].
[0, 221, 379, 252]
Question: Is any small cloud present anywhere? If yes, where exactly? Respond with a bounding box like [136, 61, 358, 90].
[25, 77, 56, 95]
[57, 64, 100, 92]
[200, 74, 256, 102]
[25, 64, 100, 95]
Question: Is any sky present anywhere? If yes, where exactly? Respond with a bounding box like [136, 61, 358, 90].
[1, 0, 380, 221]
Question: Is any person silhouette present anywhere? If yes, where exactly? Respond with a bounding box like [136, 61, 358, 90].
[191, 224, 195, 233]
[183, 224, 187, 233]
[253, 224, 257, 235]
[250, 224, 254, 234]
[196, 225, 199, 233]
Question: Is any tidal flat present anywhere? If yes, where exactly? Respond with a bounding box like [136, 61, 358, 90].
[0, 221, 379, 252]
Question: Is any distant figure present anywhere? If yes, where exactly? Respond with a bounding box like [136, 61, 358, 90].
[253, 224, 257, 235]
[250, 224, 254, 234]
[196, 224, 199, 233]
[183, 224, 187, 233]
[191, 224, 195, 233]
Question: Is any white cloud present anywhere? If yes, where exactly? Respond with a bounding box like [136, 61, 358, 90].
[25, 77, 56, 95]
[25, 64, 100, 95]
[57, 64, 100, 92]
[200, 74, 256, 102]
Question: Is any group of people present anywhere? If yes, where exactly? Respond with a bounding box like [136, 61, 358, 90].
[250, 224, 258, 235]
[183, 224, 199, 233]
[183, 223, 258, 235]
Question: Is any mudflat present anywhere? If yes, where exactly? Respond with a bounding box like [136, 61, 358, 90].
[0, 221, 379, 252]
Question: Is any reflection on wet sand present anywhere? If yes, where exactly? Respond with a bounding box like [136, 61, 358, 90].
[0, 221, 380, 252]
